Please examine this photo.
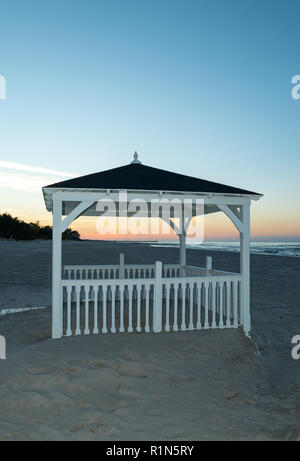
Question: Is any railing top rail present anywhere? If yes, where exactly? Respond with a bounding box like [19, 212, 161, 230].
[62, 278, 155, 287]
[210, 269, 241, 276]
[63, 263, 156, 269]
[64, 263, 209, 270]
[164, 274, 241, 282]
[64, 264, 119, 269]
[62, 273, 242, 286]
[183, 264, 207, 270]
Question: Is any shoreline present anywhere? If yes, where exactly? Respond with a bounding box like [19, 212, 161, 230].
[1, 238, 299, 258]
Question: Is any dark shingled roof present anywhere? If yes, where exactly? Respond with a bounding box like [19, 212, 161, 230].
[45, 163, 260, 196]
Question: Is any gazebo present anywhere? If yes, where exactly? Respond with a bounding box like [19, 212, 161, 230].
[43, 153, 262, 340]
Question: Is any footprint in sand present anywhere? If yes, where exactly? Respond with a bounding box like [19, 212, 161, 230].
[26, 367, 57, 375]
[117, 350, 139, 362]
[115, 361, 146, 378]
[69, 424, 85, 433]
[68, 359, 105, 370]
[64, 367, 87, 378]
[115, 386, 142, 399]
[168, 374, 196, 383]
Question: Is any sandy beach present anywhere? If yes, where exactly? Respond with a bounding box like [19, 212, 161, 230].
[0, 240, 299, 441]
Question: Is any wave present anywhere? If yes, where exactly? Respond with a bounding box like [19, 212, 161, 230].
[0, 306, 48, 317]
[150, 242, 300, 257]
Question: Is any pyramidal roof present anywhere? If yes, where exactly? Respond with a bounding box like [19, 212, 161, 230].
[44, 153, 261, 197]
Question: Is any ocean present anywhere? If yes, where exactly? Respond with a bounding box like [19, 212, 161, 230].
[150, 241, 300, 257]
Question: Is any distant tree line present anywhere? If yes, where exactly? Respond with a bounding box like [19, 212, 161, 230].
[0, 213, 81, 241]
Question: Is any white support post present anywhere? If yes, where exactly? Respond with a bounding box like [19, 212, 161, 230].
[119, 253, 125, 279]
[179, 211, 186, 276]
[52, 199, 63, 339]
[240, 205, 251, 337]
[206, 256, 212, 275]
[179, 233, 186, 267]
[153, 261, 163, 333]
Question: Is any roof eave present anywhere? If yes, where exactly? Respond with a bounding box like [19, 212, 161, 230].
[42, 186, 262, 213]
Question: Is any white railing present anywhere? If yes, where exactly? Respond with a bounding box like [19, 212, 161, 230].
[162, 276, 241, 332]
[61, 259, 242, 337]
[63, 263, 182, 280]
[63, 254, 231, 282]
[183, 265, 208, 277]
[63, 264, 156, 280]
[62, 278, 155, 336]
[63, 263, 235, 280]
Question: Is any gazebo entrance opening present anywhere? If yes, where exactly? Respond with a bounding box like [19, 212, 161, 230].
[43, 154, 262, 340]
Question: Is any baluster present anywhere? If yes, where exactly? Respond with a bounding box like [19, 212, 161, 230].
[145, 285, 150, 332]
[204, 282, 209, 329]
[84, 286, 90, 335]
[111, 285, 116, 333]
[226, 281, 231, 327]
[188, 283, 194, 330]
[181, 283, 186, 330]
[233, 280, 238, 328]
[102, 285, 107, 333]
[165, 283, 170, 332]
[93, 285, 99, 334]
[219, 281, 224, 328]
[66, 285, 72, 336]
[128, 285, 133, 332]
[173, 283, 178, 331]
[120, 285, 125, 332]
[137, 285, 142, 332]
[212, 281, 217, 328]
[196, 282, 201, 329]
[75, 286, 81, 335]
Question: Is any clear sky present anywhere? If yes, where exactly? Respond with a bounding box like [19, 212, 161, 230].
[0, 0, 299, 241]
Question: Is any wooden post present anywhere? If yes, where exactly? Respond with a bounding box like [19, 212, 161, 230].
[153, 261, 163, 333]
[119, 253, 125, 279]
[179, 233, 186, 266]
[179, 230, 186, 277]
[240, 205, 251, 337]
[206, 256, 212, 275]
[52, 199, 63, 339]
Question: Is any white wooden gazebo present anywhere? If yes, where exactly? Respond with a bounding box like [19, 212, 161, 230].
[43, 154, 262, 340]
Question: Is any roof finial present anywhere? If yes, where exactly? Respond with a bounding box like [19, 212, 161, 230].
[131, 151, 142, 164]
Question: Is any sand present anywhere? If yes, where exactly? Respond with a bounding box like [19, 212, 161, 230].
[0, 240, 299, 440]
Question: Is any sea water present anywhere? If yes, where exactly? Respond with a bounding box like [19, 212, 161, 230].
[151, 241, 300, 257]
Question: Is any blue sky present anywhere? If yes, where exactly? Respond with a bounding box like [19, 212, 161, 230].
[0, 0, 299, 239]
